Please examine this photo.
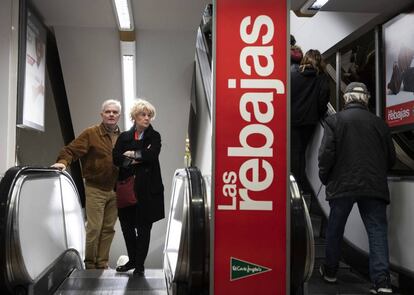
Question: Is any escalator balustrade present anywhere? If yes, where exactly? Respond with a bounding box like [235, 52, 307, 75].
[0, 167, 85, 295]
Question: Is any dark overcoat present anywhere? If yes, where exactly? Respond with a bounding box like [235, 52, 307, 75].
[318, 103, 396, 203]
[113, 124, 165, 224]
[291, 67, 330, 126]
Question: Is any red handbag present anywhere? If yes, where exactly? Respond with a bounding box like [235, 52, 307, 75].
[115, 176, 137, 208]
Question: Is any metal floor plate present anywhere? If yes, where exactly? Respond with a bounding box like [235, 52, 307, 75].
[54, 269, 167, 295]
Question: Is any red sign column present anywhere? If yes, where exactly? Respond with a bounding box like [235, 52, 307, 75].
[213, 0, 288, 294]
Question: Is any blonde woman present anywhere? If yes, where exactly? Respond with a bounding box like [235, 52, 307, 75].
[112, 98, 164, 276]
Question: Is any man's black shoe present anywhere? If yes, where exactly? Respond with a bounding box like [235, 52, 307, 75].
[370, 277, 393, 294]
[319, 264, 337, 283]
[116, 262, 135, 272]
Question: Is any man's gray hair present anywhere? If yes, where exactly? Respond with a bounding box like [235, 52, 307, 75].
[101, 99, 122, 112]
[343, 82, 370, 106]
[343, 91, 370, 106]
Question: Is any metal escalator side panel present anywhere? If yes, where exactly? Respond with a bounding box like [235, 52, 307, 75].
[163, 169, 190, 288]
[163, 167, 209, 294]
[392, 136, 414, 170]
[16, 174, 68, 280]
[0, 167, 85, 293]
[302, 197, 315, 282]
[202, 175, 211, 289]
[7, 175, 35, 286]
[306, 121, 328, 215]
[387, 179, 414, 276]
[59, 175, 85, 262]
[289, 175, 315, 289]
[195, 27, 212, 118]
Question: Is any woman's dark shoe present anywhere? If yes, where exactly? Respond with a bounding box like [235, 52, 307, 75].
[116, 262, 135, 272]
[133, 267, 145, 276]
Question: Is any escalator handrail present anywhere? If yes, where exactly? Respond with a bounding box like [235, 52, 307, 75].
[186, 167, 208, 292]
[289, 174, 315, 287]
[164, 167, 209, 293]
[195, 27, 212, 119]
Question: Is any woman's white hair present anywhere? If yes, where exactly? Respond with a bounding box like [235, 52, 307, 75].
[129, 98, 156, 121]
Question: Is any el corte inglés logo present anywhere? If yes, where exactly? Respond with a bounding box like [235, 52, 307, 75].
[230, 257, 271, 281]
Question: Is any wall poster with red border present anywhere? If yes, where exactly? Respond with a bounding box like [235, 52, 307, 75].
[383, 11, 414, 129]
[213, 0, 288, 294]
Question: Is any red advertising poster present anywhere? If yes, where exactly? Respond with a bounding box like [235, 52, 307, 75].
[213, 0, 287, 294]
[383, 11, 414, 129]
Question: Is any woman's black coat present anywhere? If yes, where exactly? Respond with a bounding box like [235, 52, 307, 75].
[113, 124, 165, 224]
[291, 67, 330, 126]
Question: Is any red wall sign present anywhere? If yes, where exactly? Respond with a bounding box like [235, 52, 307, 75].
[213, 0, 287, 294]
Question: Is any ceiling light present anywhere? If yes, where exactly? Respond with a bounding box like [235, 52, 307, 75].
[300, 0, 330, 15]
[112, 0, 134, 31]
[309, 0, 329, 10]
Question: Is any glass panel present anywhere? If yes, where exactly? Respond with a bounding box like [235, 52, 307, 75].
[18, 175, 66, 280]
[340, 31, 376, 113]
[324, 53, 337, 110]
[164, 171, 187, 278]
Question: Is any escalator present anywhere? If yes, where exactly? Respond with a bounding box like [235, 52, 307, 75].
[163, 167, 315, 295]
[185, 4, 316, 293]
[290, 175, 315, 294]
[0, 167, 85, 295]
[0, 165, 315, 295]
[305, 103, 414, 294]
[310, 53, 414, 293]
[163, 167, 209, 295]
[0, 167, 168, 295]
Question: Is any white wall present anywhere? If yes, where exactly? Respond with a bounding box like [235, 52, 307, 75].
[54, 27, 124, 134]
[54, 27, 197, 268]
[290, 11, 377, 54]
[132, 29, 196, 268]
[0, 0, 17, 174]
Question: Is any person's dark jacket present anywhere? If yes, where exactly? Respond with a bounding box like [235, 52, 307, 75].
[113, 124, 165, 223]
[291, 67, 330, 126]
[318, 103, 396, 203]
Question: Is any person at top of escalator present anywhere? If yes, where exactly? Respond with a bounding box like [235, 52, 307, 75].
[318, 82, 396, 294]
[112, 98, 164, 277]
[291, 44, 303, 72]
[290, 35, 303, 72]
[51, 99, 122, 269]
[291, 49, 330, 195]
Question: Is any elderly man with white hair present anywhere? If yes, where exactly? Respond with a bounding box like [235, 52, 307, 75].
[52, 99, 122, 270]
[318, 82, 396, 294]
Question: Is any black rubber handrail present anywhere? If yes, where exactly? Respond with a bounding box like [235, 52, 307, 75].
[290, 174, 315, 294]
[164, 167, 209, 295]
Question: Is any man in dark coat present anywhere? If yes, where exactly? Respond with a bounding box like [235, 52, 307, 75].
[318, 82, 396, 294]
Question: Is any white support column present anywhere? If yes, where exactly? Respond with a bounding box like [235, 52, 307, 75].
[0, 0, 18, 174]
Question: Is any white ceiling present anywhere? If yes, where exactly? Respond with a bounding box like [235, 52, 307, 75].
[31, 0, 211, 31]
[31, 0, 413, 31]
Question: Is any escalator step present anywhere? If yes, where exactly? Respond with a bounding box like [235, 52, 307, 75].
[54, 269, 167, 294]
